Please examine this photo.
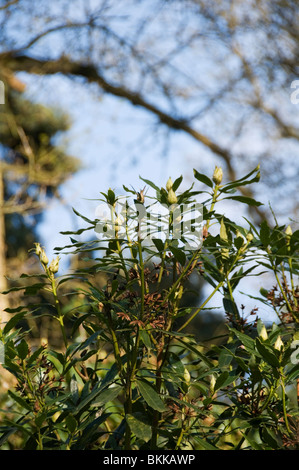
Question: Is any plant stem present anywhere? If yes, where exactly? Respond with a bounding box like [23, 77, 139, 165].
[157, 240, 168, 284]
[178, 280, 223, 332]
[50, 276, 68, 349]
[280, 372, 292, 437]
[138, 240, 145, 319]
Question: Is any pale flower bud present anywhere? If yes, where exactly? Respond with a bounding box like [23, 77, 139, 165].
[49, 256, 59, 274]
[212, 166, 223, 185]
[210, 374, 216, 395]
[246, 232, 254, 243]
[40, 249, 49, 266]
[166, 177, 173, 191]
[259, 324, 268, 341]
[274, 336, 284, 351]
[34, 243, 42, 257]
[184, 368, 191, 385]
[285, 225, 292, 237]
[167, 188, 178, 205]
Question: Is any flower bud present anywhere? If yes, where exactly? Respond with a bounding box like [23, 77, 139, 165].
[274, 336, 284, 351]
[34, 243, 42, 257]
[246, 232, 254, 243]
[40, 249, 49, 266]
[167, 188, 178, 205]
[212, 166, 223, 185]
[285, 225, 292, 238]
[210, 374, 216, 395]
[184, 368, 191, 385]
[220, 218, 228, 242]
[166, 177, 173, 191]
[49, 256, 59, 274]
[259, 324, 268, 341]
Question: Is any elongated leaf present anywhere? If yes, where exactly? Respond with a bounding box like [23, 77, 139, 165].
[139, 176, 160, 192]
[215, 371, 229, 391]
[8, 391, 32, 412]
[136, 379, 167, 412]
[223, 298, 240, 319]
[170, 246, 186, 265]
[126, 413, 152, 442]
[260, 220, 270, 246]
[222, 195, 263, 207]
[72, 207, 95, 225]
[16, 339, 29, 360]
[172, 175, 183, 192]
[3, 312, 25, 335]
[192, 436, 218, 450]
[221, 173, 260, 193]
[92, 385, 122, 407]
[221, 165, 260, 192]
[229, 328, 256, 353]
[255, 338, 280, 368]
[193, 169, 213, 188]
[152, 238, 165, 253]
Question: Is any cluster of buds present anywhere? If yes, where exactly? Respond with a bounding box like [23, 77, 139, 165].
[34, 243, 49, 266]
[166, 177, 178, 205]
[34, 243, 59, 276]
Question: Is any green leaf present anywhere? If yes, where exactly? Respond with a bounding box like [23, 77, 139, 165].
[229, 328, 256, 353]
[260, 220, 270, 246]
[92, 385, 122, 407]
[259, 287, 269, 298]
[3, 312, 25, 334]
[35, 413, 47, 429]
[260, 427, 278, 449]
[152, 238, 165, 253]
[221, 168, 260, 193]
[123, 184, 136, 195]
[220, 218, 228, 242]
[107, 188, 116, 205]
[234, 236, 244, 250]
[65, 414, 77, 434]
[192, 436, 218, 450]
[255, 338, 280, 368]
[16, 339, 29, 360]
[193, 169, 213, 188]
[139, 329, 152, 349]
[222, 195, 263, 207]
[72, 207, 95, 225]
[172, 175, 183, 192]
[169, 246, 186, 265]
[223, 298, 239, 318]
[126, 413, 152, 442]
[136, 379, 167, 412]
[27, 346, 45, 367]
[8, 391, 32, 412]
[214, 371, 229, 391]
[139, 176, 160, 192]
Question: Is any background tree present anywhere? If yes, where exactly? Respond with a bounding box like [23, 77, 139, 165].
[0, 73, 80, 324]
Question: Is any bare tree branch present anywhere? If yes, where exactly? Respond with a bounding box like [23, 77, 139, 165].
[1, 52, 267, 222]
